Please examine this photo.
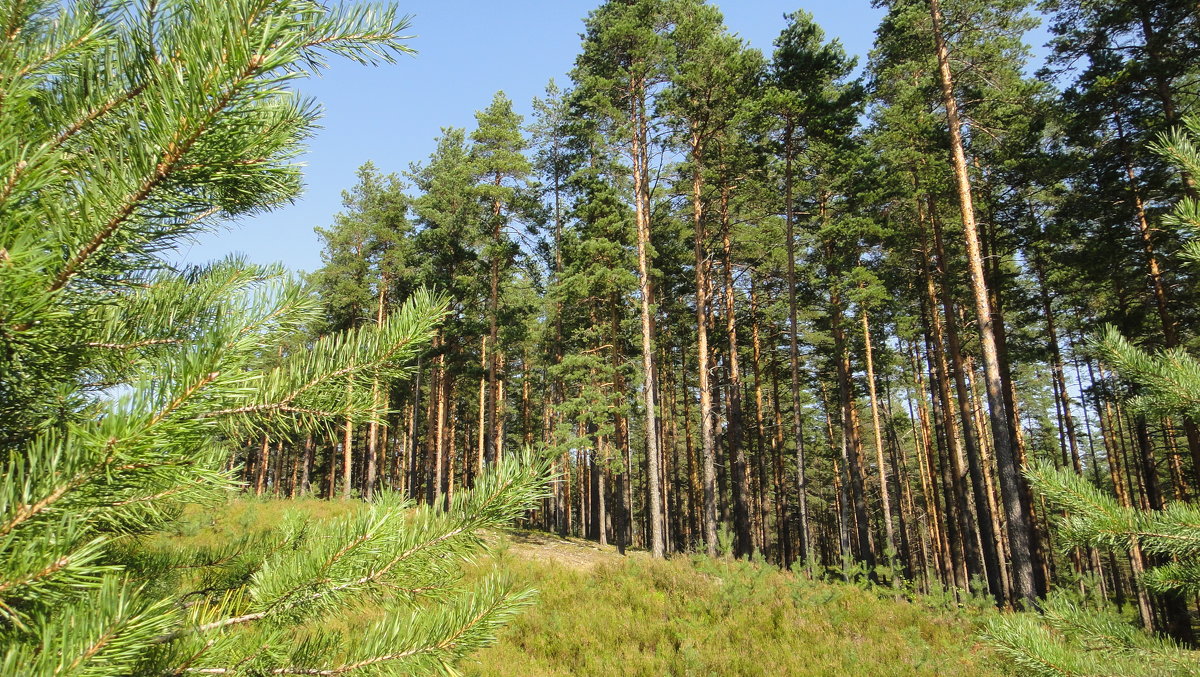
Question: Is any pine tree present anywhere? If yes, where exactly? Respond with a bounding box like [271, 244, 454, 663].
[0, 1, 550, 673]
[312, 162, 413, 334]
[575, 0, 675, 558]
[528, 79, 578, 536]
[472, 91, 532, 468]
[407, 128, 488, 505]
[767, 10, 862, 566]
[984, 115, 1200, 674]
[312, 161, 414, 500]
[661, 0, 755, 558]
[1044, 0, 1200, 486]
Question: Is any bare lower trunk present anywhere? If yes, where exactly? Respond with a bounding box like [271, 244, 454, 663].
[478, 336, 487, 479]
[912, 338, 952, 587]
[927, 197, 1004, 602]
[485, 185, 503, 466]
[690, 129, 718, 558]
[342, 410, 353, 500]
[612, 300, 631, 555]
[300, 434, 313, 495]
[930, 0, 1036, 606]
[830, 285, 874, 570]
[782, 119, 811, 563]
[365, 281, 387, 501]
[433, 351, 447, 507]
[750, 276, 772, 559]
[497, 353, 507, 462]
[445, 377, 457, 510]
[917, 224, 978, 590]
[630, 76, 663, 558]
[719, 185, 751, 558]
[255, 436, 269, 496]
[861, 305, 895, 558]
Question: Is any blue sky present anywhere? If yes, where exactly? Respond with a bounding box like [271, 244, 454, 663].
[174, 1, 1041, 274]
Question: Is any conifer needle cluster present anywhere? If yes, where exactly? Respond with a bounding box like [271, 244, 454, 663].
[0, 0, 550, 673]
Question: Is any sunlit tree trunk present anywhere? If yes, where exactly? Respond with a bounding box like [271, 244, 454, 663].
[829, 278, 874, 570]
[629, 74, 664, 558]
[687, 123, 719, 557]
[719, 185, 752, 558]
[929, 0, 1036, 605]
[860, 304, 895, 559]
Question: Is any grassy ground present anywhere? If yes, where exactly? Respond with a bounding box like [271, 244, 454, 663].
[154, 498, 1009, 676]
[466, 531, 1006, 676]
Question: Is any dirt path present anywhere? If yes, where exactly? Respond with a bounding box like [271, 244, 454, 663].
[491, 529, 648, 570]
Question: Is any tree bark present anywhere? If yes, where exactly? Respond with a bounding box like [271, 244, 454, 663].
[629, 74, 664, 558]
[749, 275, 773, 559]
[830, 283, 875, 571]
[691, 127, 719, 558]
[255, 435, 269, 496]
[719, 185, 752, 558]
[300, 434, 313, 495]
[927, 197, 1004, 602]
[612, 298, 632, 555]
[782, 118, 812, 564]
[860, 304, 895, 559]
[929, 0, 1036, 605]
[484, 171, 504, 467]
[342, 403, 353, 501]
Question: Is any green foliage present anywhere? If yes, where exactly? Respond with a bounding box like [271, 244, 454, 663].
[472, 89, 532, 301]
[1022, 463, 1200, 598]
[466, 539, 1006, 676]
[1155, 116, 1200, 266]
[984, 115, 1200, 675]
[0, 0, 551, 673]
[983, 593, 1199, 677]
[472, 91, 532, 210]
[0, 0, 414, 441]
[1093, 327, 1200, 421]
[145, 452, 552, 675]
[156, 507, 1012, 676]
[407, 127, 485, 327]
[770, 9, 862, 144]
[312, 161, 416, 332]
[1087, 115, 1200, 420]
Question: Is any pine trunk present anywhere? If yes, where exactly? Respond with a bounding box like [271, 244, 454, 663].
[720, 186, 752, 558]
[830, 283, 875, 570]
[860, 305, 895, 559]
[691, 128, 719, 558]
[929, 0, 1037, 605]
[629, 74, 663, 558]
[927, 198, 1005, 601]
[782, 119, 811, 564]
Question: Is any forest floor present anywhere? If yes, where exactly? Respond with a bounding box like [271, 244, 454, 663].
[465, 528, 1009, 676]
[158, 498, 1011, 676]
[489, 528, 648, 569]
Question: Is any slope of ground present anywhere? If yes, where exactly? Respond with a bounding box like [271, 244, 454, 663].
[153, 499, 1008, 676]
[465, 530, 1006, 676]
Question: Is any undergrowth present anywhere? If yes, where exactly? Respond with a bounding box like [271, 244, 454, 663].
[464, 543, 1007, 676]
[149, 498, 1010, 676]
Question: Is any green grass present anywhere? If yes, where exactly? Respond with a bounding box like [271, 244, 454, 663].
[152, 498, 1010, 676]
[464, 544, 1006, 676]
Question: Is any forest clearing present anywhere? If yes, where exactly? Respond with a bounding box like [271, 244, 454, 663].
[1, 0, 1199, 674]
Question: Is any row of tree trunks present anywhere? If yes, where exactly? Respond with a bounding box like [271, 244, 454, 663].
[234, 293, 1195, 632]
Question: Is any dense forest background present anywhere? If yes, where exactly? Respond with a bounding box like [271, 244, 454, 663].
[235, 0, 1200, 644]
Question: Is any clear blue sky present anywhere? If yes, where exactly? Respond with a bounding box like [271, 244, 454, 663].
[175, 1, 1044, 274]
